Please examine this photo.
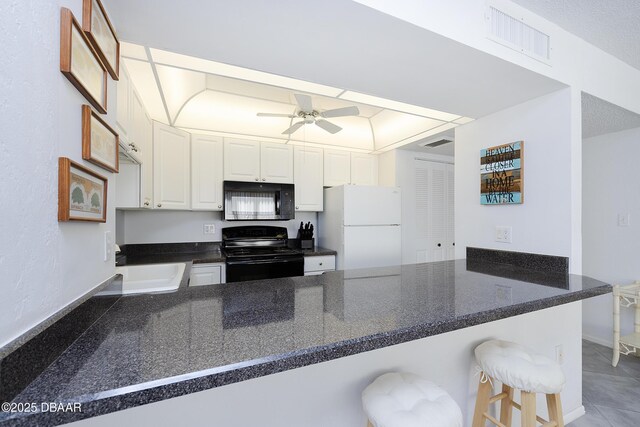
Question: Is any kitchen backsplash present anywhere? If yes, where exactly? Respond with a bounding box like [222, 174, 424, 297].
[116, 210, 317, 244]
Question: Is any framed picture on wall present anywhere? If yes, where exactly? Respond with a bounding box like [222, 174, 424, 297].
[60, 8, 108, 114]
[59, 157, 108, 223]
[82, 105, 119, 173]
[82, 0, 120, 80]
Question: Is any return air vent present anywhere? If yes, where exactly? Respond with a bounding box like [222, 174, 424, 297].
[420, 138, 453, 149]
[487, 5, 551, 63]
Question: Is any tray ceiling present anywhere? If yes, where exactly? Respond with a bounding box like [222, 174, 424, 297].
[121, 43, 472, 153]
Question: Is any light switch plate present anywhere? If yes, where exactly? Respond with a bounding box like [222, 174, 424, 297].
[104, 231, 113, 262]
[495, 226, 512, 243]
[618, 213, 630, 227]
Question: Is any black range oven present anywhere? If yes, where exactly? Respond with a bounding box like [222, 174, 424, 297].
[222, 226, 304, 283]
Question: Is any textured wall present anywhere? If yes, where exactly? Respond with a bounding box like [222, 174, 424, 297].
[0, 0, 117, 347]
[582, 126, 640, 345]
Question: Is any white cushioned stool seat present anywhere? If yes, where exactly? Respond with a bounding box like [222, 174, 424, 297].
[475, 339, 565, 394]
[362, 372, 463, 427]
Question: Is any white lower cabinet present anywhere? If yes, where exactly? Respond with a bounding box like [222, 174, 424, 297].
[294, 146, 324, 211]
[304, 255, 336, 276]
[190, 263, 226, 286]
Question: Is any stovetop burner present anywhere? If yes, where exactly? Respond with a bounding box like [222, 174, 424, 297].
[223, 246, 302, 259]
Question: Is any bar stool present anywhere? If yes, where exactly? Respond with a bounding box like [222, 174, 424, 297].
[362, 372, 463, 427]
[472, 340, 566, 427]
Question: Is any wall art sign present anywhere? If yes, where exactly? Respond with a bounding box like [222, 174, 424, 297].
[82, 105, 119, 173]
[82, 0, 120, 80]
[59, 157, 108, 222]
[60, 8, 108, 114]
[480, 141, 523, 205]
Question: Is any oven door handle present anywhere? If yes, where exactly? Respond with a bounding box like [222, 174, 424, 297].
[226, 257, 302, 266]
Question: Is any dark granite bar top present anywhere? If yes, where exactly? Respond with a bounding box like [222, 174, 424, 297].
[0, 260, 610, 426]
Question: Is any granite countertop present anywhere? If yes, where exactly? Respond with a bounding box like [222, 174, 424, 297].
[0, 260, 610, 426]
[119, 246, 336, 266]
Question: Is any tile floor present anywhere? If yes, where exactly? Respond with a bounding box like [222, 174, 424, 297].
[570, 340, 640, 426]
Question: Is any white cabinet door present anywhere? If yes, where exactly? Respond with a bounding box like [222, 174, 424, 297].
[224, 138, 260, 182]
[294, 146, 324, 211]
[116, 63, 131, 139]
[153, 122, 191, 210]
[323, 150, 351, 187]
[260, 142, 293, 183]
[132, 91, 153, 208]
[192, 135, 223, 211]
[350, 153, 378, 185]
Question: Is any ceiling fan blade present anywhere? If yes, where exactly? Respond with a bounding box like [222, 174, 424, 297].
[320, 106, 360, 118]
[282, 121, 305, 135]
[315, 119, 342, 134]
[257, 113, 297, 118]
[294, 93, 313, 112]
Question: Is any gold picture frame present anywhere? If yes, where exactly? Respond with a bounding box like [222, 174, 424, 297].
[60, 8, 108, 114]
[59, 157, 108, 223]
[82, 105, 119, 173]
[82, 0, 120, 80]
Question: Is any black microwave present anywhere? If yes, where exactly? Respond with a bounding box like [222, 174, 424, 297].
[223, 181, 295, 221]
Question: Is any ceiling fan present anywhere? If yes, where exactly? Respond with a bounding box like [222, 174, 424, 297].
[257, 93, 360, 135]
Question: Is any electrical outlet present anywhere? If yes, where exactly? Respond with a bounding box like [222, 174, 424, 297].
[618, 213, 630, 227]
[104, 231, 113, 262]
[203, 224, 216, 235]
[495, 226, 512, 243]
[555, 344, 564, 365]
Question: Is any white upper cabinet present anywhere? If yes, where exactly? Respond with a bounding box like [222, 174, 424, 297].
[153, 122, 191, 210]
[294, 146, 324, 212]
[192, 134, 223, 211]
[116, 63, 131, 140]
[131, 91, 153, 208]
[350, 153, 379, 186]
[260, 142, 294, 183]
[223, 138, 261, 182]
[224, 138, 293, 183]
[323, 151, 379, 187]
[323, 149, 351, 187]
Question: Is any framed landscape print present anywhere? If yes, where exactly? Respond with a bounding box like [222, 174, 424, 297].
[59, 157, 108, 223]
[60, 8, 108, 114]
[82, 0, 120, 80]
[82, 105, 119, 173]
[480, 141, 524, 205]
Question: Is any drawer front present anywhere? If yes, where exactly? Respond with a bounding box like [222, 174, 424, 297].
[190, 265, 222, 286]
[304, 255, 335, 273]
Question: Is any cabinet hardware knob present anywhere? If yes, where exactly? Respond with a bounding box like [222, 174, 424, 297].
[262, 178, 266, 181]
[255, 177, 259, 181]
[157, 203, 162, 207]
[452, 242, 455, 246]
[319, 262, 323, 266]
[437, 243, 441, 247]
[144, 201, 149, 206]
[218, 205, 222, 209]
[296, 206, 299, 210]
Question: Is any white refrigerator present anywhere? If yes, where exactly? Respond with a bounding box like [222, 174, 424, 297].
[318, 185, 401, 270]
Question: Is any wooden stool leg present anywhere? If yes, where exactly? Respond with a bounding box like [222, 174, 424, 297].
[499, 384, 514, 427]
[367, 420, 373, 427]
[546, 393, 564, 427]
[472, 374, 493, 427]
[521, 391, 536, 427]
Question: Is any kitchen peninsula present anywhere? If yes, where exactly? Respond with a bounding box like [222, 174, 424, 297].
[0, 254, 610, 427]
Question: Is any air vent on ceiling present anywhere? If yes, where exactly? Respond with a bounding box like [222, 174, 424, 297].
[487, 5, 551, 63]
[420, 138, 453, 149]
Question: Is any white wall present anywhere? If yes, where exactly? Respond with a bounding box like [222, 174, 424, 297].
[455, 89, 579, 267]
[356, 0, 640, 116]
[582, 127, 640, 346]
[121, 211, 317, 244]
[69, 302, 583, 427]
[0, 0, 117, 348]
